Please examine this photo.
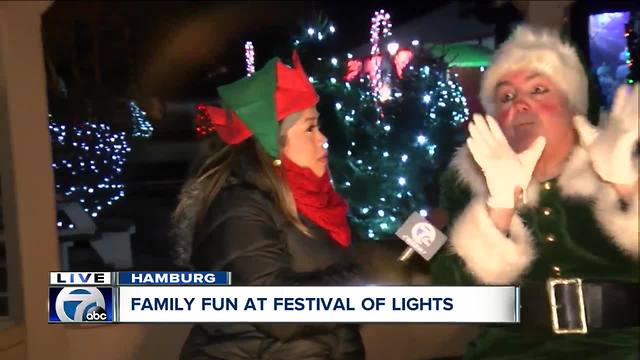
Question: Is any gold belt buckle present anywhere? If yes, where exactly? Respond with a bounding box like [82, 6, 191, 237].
[546, 278, 588, 334]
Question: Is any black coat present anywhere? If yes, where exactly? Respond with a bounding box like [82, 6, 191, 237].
[179, 180, 365, 360]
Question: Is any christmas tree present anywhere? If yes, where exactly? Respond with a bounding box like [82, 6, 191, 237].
[129, 100, 154, 138]
[49, 115, 132, 229]
[293, 13, 468, 240]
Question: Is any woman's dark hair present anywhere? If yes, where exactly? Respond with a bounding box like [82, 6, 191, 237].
[171, 136, 308, 267]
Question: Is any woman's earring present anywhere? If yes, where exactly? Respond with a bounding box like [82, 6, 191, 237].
[273, 159, 282, 166]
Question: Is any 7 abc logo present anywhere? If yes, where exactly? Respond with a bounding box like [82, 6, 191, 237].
[50, 287, 112, 322]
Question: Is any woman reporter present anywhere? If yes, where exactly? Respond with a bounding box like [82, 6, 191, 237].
[172, 53, 364, 360]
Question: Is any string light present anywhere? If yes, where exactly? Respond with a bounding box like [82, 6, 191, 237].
[194, 104, 215, 137]
[245, 41, 255, 76]
[49, 116, 131, 228]
[424, 79, 469, 125]
[624, 15, 638, 84]
[387, 42, 399, 56]
[129, 101, 154, 138]
[293, 14, 469, 241]
[369, 9, 392, 100]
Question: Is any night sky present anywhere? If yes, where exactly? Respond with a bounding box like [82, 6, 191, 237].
[193, 1, 455, 97]
[43, 0, 532, 112]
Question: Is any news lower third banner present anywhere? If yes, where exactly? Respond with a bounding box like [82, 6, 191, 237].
[48, 272, 520, 324]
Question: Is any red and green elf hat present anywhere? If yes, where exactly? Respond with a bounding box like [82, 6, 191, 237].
[205, 51, 319, 157]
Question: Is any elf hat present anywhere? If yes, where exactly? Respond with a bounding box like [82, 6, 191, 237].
[479, 25, 588, 117]
[205, 51, 319, 157]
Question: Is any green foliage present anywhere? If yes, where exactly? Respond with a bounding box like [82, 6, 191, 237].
[294, 22, 468, 240]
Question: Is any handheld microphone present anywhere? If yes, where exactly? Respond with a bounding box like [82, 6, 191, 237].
[395, 209, 448, 263]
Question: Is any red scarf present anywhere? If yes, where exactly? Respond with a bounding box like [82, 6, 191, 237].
[280, 155, 351, 247]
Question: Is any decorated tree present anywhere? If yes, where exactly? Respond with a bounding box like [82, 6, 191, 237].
[293, 13, 468, 240]
[49, 115, 131, 229]
[129, 100, 154, 138]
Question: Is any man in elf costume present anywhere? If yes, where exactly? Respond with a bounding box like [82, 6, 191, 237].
[430, 25, 639, 358]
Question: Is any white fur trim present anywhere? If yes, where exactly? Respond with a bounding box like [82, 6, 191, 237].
[451, 142, 638, 267]
[450, 146, 488, 197]
[480, 25, 588, 117]
[451, 143, 599, 205]
[594, 185, 639, 258]
[449, 198, 536, 284]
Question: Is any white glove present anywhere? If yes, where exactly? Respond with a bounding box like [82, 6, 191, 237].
[466, 114, 546, 209]
[573, 85, 639, 184]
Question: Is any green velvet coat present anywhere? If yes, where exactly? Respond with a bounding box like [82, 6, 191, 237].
[430, 145, 639, 360]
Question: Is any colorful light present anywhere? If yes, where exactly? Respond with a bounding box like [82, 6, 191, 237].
[624, 16, 638, 84]
[387, 42, 399, 56]
[394, 49, 413, 78]
[194, 104, 215, 138]
[294, 16, 469, 241]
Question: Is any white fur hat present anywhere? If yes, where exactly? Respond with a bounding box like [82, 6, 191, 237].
[480, 25, 588, 116]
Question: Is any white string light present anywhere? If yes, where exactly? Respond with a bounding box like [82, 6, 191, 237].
[129, 101, 154, 138]
[369, 9, 393, 100]
[245, 41, 255, 76]
[50, 117, 131, 227]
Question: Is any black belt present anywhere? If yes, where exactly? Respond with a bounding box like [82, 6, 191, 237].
[520, 278, 640, 334]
